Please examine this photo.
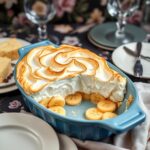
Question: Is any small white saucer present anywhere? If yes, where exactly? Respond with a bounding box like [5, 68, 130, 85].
[112, 42, 150, 79]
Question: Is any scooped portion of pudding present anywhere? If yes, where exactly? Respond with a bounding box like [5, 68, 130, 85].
[16, 44, 126, 102]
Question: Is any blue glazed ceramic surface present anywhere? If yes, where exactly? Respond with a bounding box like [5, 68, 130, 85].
[14, 40, 145, 140]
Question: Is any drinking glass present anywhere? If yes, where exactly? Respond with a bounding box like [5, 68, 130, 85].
[107, 0, 140, 45]
[141, 0, 150, 32]
[24, 0, 58, 42]
[141, 0, 150, 42]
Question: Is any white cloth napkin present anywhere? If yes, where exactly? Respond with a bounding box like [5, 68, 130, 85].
[71, 82, 150, 150]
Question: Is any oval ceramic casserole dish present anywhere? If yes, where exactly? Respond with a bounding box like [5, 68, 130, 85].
[14, 40, 145, 140]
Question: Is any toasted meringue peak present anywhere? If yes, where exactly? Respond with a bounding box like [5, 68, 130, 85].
[17, 45, 126, 101]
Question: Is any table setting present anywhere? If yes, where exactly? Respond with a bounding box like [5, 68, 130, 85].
[0, 0, 150, 150]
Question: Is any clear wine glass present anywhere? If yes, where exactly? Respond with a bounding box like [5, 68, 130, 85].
[24, 0, 58, 42]
[107, 0, 140, 45]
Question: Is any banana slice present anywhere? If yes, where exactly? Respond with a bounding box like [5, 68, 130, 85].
[102, 112, 117, 120]
[65, 92, 82, 106]
[97, 100, 117, 112]
[85, 107, 103, 120]
[49, 106, 66, 116]
[48, 96, 65, 107]
[90, 93, 105, 104]
[39, 98, 51, 107]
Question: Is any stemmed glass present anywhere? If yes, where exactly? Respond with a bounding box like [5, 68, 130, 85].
[107, 0, 140, 45]
[24, 0, 58, 42]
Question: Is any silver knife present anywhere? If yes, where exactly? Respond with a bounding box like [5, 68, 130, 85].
[123, 46, 150, 62]
[133, 42, 143, 77]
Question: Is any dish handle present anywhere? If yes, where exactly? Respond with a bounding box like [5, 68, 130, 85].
[102, 103, 145, 133]
[18, 40, 57, 57]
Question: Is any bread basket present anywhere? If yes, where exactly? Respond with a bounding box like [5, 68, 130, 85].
[14, 40, 145, 140]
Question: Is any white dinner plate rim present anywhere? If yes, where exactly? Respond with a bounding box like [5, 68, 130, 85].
[0, 37, 31, 45]
[0, 113, 59, 150]
[0, 84, 18, 94]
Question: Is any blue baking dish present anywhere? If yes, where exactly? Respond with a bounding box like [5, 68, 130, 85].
[14, 40, 145, 140]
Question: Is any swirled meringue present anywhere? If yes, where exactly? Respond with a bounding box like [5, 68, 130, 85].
[16, 45, 126, 102]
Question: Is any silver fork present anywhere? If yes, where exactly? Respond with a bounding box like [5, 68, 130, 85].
[133, 42, 143, 77]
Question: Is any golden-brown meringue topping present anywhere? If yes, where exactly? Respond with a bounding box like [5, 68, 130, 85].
[17, 44, 126, 99]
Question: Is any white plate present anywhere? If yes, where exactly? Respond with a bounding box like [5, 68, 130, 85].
[58, 134, 78, 150]
[112, 42, 150, 79]
[0, 84, 18, 94]
[0, 113, 59, 150]
[0, 38, 30, 90]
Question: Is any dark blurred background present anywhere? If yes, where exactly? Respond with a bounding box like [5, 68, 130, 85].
[0, 0, 145, 26]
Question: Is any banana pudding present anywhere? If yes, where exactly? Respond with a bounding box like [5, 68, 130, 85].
[16, 44, 127, 119]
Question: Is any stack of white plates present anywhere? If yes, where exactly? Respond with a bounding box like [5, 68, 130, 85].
[88, 22, 146, 51]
